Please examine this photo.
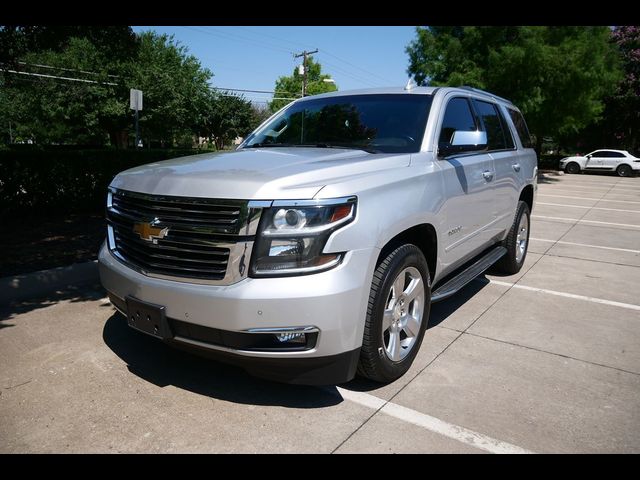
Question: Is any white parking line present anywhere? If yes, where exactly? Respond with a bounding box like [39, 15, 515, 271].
[529, 237, 640, 254]
[538, 194, 640, 205]
[538, 184, 640, 193]
[531, 215, 640, 229]
[537, 202, 640, 214]
[335, 387, 534, 454]
[488, 280, 640, 311]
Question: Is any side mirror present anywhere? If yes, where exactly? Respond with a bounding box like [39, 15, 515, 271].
[586, 154, 592, 159]
[439, 130, 488, 158]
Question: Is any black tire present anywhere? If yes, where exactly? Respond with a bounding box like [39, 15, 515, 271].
[617, 164, 632, 177]
[565, 162, 581, 174]
[357, 244, 431, 383]
[495, 201, 531, 275]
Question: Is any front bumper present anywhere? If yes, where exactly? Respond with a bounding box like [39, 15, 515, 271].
[98, 243, 378, 384]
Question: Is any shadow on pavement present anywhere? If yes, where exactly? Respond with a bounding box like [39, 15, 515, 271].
[537, 173, 562, 184]
[102, 311, 342, 409]
[0, 282, 106, 324]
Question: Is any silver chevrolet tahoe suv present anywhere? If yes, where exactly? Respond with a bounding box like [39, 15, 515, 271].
[99, 86, 537, 385]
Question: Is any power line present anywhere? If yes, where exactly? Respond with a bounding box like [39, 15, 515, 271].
[182, 26, 292, 55]
[0, 68, 119, 86]
[235, 26, 317, 51]
[182, 26, 393, 86]
[17, 61, 120, 79]
[316, 59, 379, 88]
[230, 27, 395, 85]
[318, 50, 395, 85]
[210, 86, 301, 97]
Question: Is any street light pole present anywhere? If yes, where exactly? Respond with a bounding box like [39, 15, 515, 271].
[294, 49, 318, 97]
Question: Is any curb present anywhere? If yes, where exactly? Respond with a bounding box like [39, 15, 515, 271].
[0, 260, 100, 306]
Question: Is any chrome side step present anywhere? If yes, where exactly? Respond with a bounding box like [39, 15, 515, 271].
[431, 246, 507, 303]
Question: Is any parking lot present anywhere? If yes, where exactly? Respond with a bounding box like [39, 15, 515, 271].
[1, 172, 639, 453]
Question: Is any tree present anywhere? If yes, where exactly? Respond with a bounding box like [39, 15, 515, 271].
[129, 32, 213, 148]
[605, 26, 640, 153]
[406, 27, 621, 153]
[0, 28, 214, 148]
[0, 26, 138, 67]
[249, 103, 272, 132]
[1, 36, 134, 146]
[269, 56, 337, 112]
[200, 93, 254, 150]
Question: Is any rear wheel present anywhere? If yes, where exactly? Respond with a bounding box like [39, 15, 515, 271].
[617, 164, 632, 177]
[357, 244, 431, 383]
[495, 201, 530, 275]
[565, 162, 580, 174]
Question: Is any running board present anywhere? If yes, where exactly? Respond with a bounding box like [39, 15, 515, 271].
[431, 246, 507, 303]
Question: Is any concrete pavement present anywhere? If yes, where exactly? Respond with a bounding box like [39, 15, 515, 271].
[1, 172, 639, 453]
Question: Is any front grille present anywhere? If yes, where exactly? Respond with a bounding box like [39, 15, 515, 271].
[107, 188, 261, 283]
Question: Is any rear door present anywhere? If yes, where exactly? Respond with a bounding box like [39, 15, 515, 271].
[601, 151, 627, 170]
[471, 99, 520, 238]
[435, 96, 496, 270]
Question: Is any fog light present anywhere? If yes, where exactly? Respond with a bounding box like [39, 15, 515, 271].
[275, 332, 306, 343]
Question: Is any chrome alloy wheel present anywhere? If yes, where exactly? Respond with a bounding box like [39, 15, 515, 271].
[382, 267, 425, 362]
[515, 212, 529, 263]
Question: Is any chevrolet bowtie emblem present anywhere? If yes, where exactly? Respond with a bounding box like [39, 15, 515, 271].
[133, 222, 169, 244]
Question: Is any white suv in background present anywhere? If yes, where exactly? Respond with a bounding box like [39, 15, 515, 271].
[560, 149, 640, 177]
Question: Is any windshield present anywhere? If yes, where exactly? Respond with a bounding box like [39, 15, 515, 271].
[242, 94, 433, 154]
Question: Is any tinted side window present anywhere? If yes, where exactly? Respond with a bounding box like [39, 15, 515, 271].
[473, 100, 507, 151]
[439, 97, 478, 145]
[507, 108, 533, 148]
[610, 152, 626, 158]
[498, 107, 515, 149]
[592, 151, 609, 157]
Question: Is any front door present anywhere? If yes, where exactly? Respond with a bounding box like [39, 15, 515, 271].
[585, 150, 609, 170]
[435, 96, 496, 272]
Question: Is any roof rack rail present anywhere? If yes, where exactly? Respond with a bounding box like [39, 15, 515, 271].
[459, 86, 513, 105]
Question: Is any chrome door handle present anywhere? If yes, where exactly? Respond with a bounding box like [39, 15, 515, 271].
[512, 163, 521, 172]
[482, 170, 494, 181]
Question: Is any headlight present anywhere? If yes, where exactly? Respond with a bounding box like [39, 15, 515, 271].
[250, 197, 357, 276]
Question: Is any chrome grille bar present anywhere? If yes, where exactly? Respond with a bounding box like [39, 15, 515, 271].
[106, 188, 269, 285]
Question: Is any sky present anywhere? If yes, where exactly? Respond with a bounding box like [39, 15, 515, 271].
[132, 26, 417, 106]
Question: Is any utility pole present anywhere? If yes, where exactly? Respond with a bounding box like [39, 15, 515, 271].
[294, 49, 318, 97]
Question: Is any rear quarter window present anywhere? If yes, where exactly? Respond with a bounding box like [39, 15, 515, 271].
[507, 108, 534, 149]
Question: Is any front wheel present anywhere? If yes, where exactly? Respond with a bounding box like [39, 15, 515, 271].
[565, 162, 581, 174]
[495, 201, 531, 275]
[357, 244, 431, 383]
[617, 164, 632, 177]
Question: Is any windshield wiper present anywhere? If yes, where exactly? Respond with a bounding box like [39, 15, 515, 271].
[299, 143, 381, 154]
[244, 142, 294, 148]
[244, 142, 380, 154]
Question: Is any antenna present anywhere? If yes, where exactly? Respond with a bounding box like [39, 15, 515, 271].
[405, 78, 417, 91]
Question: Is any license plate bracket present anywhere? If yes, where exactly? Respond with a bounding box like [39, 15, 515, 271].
[125, 296, 172, 340]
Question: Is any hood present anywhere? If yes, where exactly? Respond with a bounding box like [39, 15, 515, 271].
[110, 147, 411, 200]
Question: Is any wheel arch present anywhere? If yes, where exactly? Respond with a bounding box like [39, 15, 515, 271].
[519, 184, 534, 213]
[376, 223, 437, 282]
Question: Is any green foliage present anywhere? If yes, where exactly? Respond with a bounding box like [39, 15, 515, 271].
[406, 27, 622, 151]
[0, 27, 217, 149]
[2, 37, 132, 145]
[605, 26, 640, 151]
[199, 92, 255, 149]
[130, 32, 212, 147]
[0, 147, 215, 218]
[269, 56, 337, 112]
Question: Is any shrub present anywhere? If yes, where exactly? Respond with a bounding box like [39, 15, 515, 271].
[0, 147, 216, 219]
